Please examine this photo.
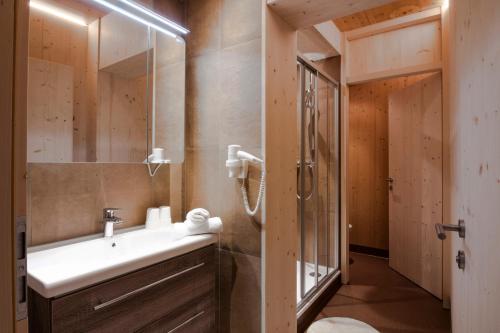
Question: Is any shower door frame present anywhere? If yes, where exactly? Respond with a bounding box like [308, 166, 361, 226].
[297, 57, 341, 314]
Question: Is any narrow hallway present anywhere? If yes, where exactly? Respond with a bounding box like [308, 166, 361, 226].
[315, 253, 451, 333]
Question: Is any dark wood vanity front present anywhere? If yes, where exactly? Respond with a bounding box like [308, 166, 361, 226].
[28, 245, 216, 333]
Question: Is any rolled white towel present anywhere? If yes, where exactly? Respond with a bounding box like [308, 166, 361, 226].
[186, 208, 210, 225]
[208, 217, 223, 233]
[176, 217, 223, 236]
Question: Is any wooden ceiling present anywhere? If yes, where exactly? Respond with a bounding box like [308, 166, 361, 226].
[267, 0, 395, 29]
[334, 0, 443, 31]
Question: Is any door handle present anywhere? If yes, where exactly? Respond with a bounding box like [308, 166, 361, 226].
[386, 177, 394, 190]
[435, 219, 465, 240]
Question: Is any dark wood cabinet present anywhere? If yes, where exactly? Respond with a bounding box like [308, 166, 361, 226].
[29, 245, 216, 333]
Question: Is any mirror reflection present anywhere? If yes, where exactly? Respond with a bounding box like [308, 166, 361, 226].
[27, 0, 185, 164]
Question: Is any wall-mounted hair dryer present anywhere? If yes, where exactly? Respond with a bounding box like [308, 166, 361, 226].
[226, 145, 264, 217]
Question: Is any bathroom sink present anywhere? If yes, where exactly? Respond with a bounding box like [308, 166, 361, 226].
[28, 227, 217, 298]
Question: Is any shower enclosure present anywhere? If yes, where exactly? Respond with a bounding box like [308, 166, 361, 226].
[296, 58, 340, 312]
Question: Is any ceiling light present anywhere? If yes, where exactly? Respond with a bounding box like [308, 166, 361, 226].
[91, 0, 181, 38]
[29, 0, 87, 26]
[118, 0, 189, 34]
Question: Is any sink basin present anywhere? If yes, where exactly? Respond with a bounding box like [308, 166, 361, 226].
[28, 227, 218, 298]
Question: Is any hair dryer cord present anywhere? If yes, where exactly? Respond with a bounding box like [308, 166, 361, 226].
[240, 170, 265, 217]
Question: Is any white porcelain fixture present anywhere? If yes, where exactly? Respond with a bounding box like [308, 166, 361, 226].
[28, 228, 217, 298]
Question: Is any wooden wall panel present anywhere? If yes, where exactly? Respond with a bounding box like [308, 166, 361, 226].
[348, 74, 433, 251]
[334, 0, 443, 31]
[346, 18, 442, 83]
[96, 72, 148, 162]
[28, 8, 90, 162]
[264, 4, 297, 331]
[448, 0, 500, 331]
[99, 12, 149, 71]
[0, 0, 15, 330]
[27, 58, 74, 162]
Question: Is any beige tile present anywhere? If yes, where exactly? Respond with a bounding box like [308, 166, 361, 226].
[28, 163, 101, 197]
[221, 0, 262, 48]
[217, 148, 262, 256]
[186, 52, 222, 149]
[151, 164, 170, 206]
[185, 148, 222, 213]
[30, 192, 102, 245]
[219, 250, 261, 333]
[219, 39, 262, 149]
[186, 0, 221, 58]
[28, 163, 171, 246]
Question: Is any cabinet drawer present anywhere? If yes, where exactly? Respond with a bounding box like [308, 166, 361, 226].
[137, 290, 215, 333]
[49, 245, 216, 332]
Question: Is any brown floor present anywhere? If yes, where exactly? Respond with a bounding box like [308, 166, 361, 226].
[314, 252, 451, 333]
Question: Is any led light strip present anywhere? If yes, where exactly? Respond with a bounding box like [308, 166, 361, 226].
[91, 0, 180, 38]
[29, 0, 87, 26]
[118, 0, 189, 34]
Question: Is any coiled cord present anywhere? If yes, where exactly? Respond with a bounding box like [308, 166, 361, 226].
[240, 170, 265, 217]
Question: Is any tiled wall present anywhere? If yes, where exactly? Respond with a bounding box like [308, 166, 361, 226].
[28, 163, 169, 246]
[185, 0, 262, 331]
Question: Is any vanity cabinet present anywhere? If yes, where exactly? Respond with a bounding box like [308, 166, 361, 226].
[28, 245, 216, 333]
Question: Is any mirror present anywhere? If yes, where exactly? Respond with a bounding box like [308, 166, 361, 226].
[27, 0, 186, 164]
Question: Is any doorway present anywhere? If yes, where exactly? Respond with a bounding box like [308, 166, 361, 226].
[348, 72, 443, 298]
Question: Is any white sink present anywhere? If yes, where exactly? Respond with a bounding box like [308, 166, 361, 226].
[28, 227, 218, 298]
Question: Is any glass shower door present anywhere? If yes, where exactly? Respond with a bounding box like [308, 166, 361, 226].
[297, 59, 340, 310]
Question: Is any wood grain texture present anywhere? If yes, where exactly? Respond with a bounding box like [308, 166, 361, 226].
[345, 7, 441, 41]
[348, 74, 434, 251]
[448, 0, 500, 330]
[29, 245, 216, 333]
[264, 4, 297, 331]
[334, 0, 443, 31]
[27, 58, 74, 162]
[297, 27, 338, 60]
[440, 4, 451, 309]
[29, 6, 90, 162]
[346, 18, 442, 83]
[339, 34, 350, 284]
[98, 12, 149, 71]
[266, 0, 395, 29]
[348, 80, 391, 250]
[96, 72, 148, 162]
[0, 0, 15, 330]
[388, 73, 443, 299]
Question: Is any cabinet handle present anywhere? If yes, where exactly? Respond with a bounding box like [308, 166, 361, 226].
[93, 262, 205, 311]
[168, 310, 205, 333]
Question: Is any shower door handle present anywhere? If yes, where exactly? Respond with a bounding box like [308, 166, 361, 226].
[296, 161, 314, 200]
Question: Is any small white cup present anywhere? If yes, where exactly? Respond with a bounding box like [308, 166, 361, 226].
[146, 208, 160, 229]
[159, 206, 172, 225]
[152, 148, 164, 163]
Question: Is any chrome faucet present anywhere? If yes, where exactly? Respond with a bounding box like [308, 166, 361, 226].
[103, 208, 123, 237]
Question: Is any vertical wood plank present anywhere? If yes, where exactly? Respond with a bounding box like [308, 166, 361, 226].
[440, 2, 451, 309]
[264, 3, 298, 331]
[0, 0, 15, 330]
[388, 73, 443, 298]
[340, 32, 350, 283]
[448, 0, 500, 330]
[14, 1, 29, 330]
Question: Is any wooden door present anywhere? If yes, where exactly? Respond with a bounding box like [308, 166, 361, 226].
[388, 73, 443, 298]
[448, 0, 500, 330]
